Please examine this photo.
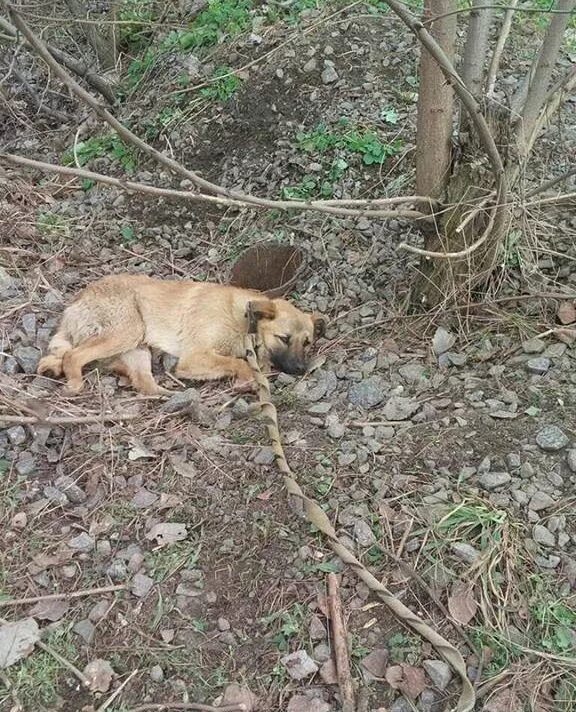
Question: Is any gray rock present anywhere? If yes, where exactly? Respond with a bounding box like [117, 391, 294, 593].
[348, 377, 386, 409]
[532, 524, 555, 548]
[432, 327, 455, 356]
[88, 600, 110, 622]
[302, 58, 318, 72]
[391, 699, 413, 712]
[68, 532, 94, 551]
[536, 425, 569, 451]
[217, 617, 231, 631]
[253, 447, 276, 465]
[313, 642, 331, 663]
[353, 519, 376, 547]
[526, 357, 550, 375]
[131, 573, 154, 598]
[150, 665, 164, 683]
[522, 338, 545, 354]
[287, 695, 331, 712]
[54, 476, 86, 503]
[360, 648, 388, 680]
[383, 396, 420, 421]
[321, 63, 339, 84]
[13, 346, 41, 373]
[450, 542, 481, 564]
[567, 450, 576, 473]
[281, 649, 319, 680]
[43, 486, 68, 505]
[161, 388, 201, 414]
[73, 619, 95, 644]
[423, 659, 452, 690]
[105, 560, 127, 582]
[0, 267, 20, 298]
[15, 452, 36, 476]
[478, 471, 511, 490]
[398, 364, 428, 383]
[326, 414, 345, 439]
[529, 491, 556, 511]
[7, 426, 27, 445]
[419, 688, 442, 712]
[506, 453, 521, 470]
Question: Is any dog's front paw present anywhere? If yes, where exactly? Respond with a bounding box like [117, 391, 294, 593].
[64, 379, 84, 395]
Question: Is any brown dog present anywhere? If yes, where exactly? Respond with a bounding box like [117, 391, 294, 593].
[37, 274, 326, 395]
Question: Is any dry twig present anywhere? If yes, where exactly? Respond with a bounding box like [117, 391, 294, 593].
[0, 584, 126, 607]
[0, 411, 141, 426]
[327, 573, 356, 712]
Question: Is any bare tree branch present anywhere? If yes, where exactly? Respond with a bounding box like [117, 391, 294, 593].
[485, 0, 519, 98]
[0, 14, 115, 102]
[526, 166, 576, 198]
[416, 0, 456, 197]
[516, 0, 576, 155]
[423, 3, 575, 23]
[0, 153, 430, 220]
[460, 0, 494, 97]
[524, 64, 576, 156]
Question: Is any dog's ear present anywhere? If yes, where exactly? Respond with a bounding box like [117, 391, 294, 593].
[312, 313, 327, 340]
[246, 299, 276, 333]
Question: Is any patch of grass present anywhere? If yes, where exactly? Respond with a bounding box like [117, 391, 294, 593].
[297, 121, 402, 165]
[1, 627, 77, 708]
[260, 602, 306, 651]
[118, 0, 156, 47]
[62, 134, 138, 173]
[200, 67, 241, 101]
[146, 540, 201, 582]
[387, 631, 422, 663]
[37, 211, 71, 237]
[169, 0, 253, 52]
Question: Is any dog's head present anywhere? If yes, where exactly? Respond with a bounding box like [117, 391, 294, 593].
[246, 298, 327, 376]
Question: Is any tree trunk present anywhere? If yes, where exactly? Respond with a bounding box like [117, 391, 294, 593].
[415, 0, 457, 198]
[64, 0, 116, 72]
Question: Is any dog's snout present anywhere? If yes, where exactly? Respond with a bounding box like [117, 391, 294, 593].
[272, 352, 308, 376]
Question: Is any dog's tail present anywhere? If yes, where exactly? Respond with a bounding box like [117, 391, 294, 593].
[37, 332, 73, 378]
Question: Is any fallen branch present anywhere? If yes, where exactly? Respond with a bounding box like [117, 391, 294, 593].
[128, 705, 247, 712]
[0, 411, 140, 425]
[96, 670, 139, 712]
[526, 166, 576, 198]
[327, 573, 356, 712]
[0, 152, 430, 220]
[0, 584, 126, 607]
[1, 2, 427, 222]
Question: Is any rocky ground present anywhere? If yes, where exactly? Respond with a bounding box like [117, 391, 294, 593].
[1, 1, 576, 711]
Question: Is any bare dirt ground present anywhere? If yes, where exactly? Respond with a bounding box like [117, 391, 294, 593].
[1, 1, 576, 711]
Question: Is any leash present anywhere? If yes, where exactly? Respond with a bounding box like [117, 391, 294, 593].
[244, 331, 475, 712]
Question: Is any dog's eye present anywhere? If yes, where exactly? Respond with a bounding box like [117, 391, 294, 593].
[303, 337, 310, 347]
[277, 335, 291, 345]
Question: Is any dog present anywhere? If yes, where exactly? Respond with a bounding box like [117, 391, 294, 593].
[37, 274, 326, 395]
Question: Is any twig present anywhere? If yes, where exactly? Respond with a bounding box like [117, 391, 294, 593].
[0, 152, 428, 219]
[0, 615, 89, 687]
[0, 3, 426, 221]
[423, 2, 576, 23]
[327, 573, 356, 712]
[0, 584, 125, 607]
[97, 670, 139, 712]
[128, 705, 246, 711]
[0, 412, 140, 426]
[395, 517, 414, 559]
[526, 167, 576, 198]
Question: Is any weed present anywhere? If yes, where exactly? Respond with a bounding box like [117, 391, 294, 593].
[200, 67, 241, 101]
[124, 48, 157, 91]
[297, 121, 402, 165]
[62, 134, 138, 173]
[146, 540, 200, 582]
[387, 631, 422, 663]
[261, 603, 305, 651]
[169, 0, 252, 52]
[118, 0, 156, 47]
[37, 211, 70, 237]
[121, 225, 137, 244]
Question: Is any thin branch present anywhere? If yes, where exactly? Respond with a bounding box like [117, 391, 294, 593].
[423, 2, 576, 23]
[9, 64, 71, 122]
[524, 191, 576, 207]
[526, 167, 576, 198]
[96, 671, 139, 712]
[0, 15, 115, 102]
[0, 152, 429, 220]
[128, 705, 246, 712]
[0, 585, 126, 607]
[1, 2, 426, 222]
[516, 0, 576, 155]
[485, 0, 519, 97]
[460, 0, 494, 97]
[0, 411, 140, 425]
[524, 65, 576, 155]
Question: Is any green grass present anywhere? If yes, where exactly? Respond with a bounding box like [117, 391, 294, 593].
[0, 627, 77, 709]
[118, 0, 157, 47]
[37, 211, 71, 237]
[260, 603, 306, 651]
[200, 67, 242, 101]
[62, 134, 138, 173]
[169, 0, 252, 51]
[146, 540, 201, 582]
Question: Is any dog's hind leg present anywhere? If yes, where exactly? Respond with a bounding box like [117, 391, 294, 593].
[62, 333, 141, 394]
[175, 350, 255, 390]
[110, 348, 168, 395]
